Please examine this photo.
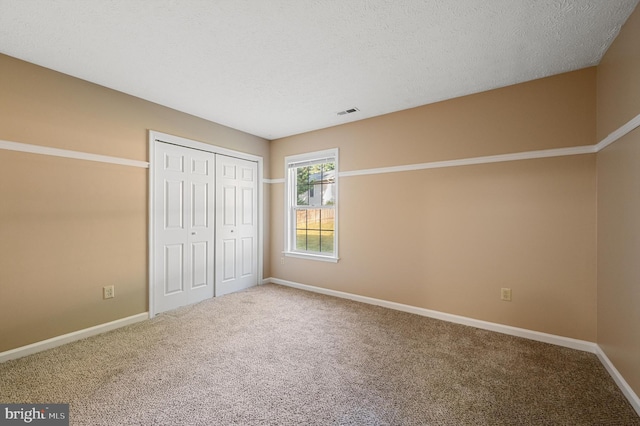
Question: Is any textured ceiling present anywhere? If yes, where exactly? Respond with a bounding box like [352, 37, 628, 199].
[1, 0, 638, 140]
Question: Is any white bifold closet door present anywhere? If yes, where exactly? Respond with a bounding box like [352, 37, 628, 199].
[215, 154, 258, 296]
[153, 142, 258, 315]
[153, 142, 215, 314]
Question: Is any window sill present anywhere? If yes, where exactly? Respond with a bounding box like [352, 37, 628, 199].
[283, 251, 339, 263]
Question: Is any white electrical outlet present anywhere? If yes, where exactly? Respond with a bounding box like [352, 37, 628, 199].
[280, 257, 285, 265]
[501, 288, 512, 302]
[103, 285, 115, 299]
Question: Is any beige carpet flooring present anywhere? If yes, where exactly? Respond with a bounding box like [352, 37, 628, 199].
[1, 284, 638, 425]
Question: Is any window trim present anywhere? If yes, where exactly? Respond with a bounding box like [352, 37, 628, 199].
[283, 148, 339, 262]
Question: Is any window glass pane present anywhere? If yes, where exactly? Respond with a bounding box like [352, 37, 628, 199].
[295, 208, 334, 253]
[296, 162, 335, 207]
[309, 183, 322, 206]
[297, 231, 320, 252]
[296, 166, 309, 206]
[296, 230, 308, 251]
[321, 164, 335, 206]
[320, 231, 334, 253]
[295, 209, 308, 230]
[320, 209, 334, 231]
[322, 183, 335, 206]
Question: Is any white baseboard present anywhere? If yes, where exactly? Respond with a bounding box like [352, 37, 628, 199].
[268, 278, 596, 352]
[0, 313, 149, 363]
[596, 346, 640, 416]
[267, 277, 640, 414]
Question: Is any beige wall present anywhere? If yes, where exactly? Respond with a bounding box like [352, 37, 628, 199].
[270, 68, 598, 341]
[270, 68, 596, 174]
[596, 5, 640, 397]
[0, 54, 269, 352]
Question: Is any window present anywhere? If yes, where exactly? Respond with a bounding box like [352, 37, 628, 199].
[284, 149, 338, 262]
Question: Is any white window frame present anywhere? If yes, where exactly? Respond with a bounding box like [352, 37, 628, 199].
[284, 148, 339, 263]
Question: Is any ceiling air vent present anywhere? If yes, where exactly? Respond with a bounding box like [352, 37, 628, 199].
[337, 107, 359, 116]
